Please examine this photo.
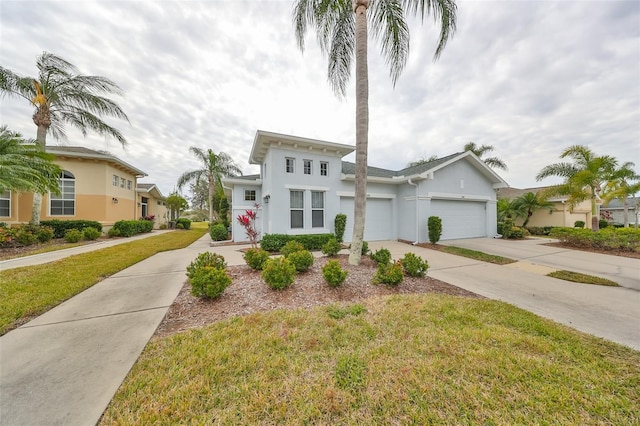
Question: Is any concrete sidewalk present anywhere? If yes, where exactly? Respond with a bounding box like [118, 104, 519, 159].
[0, 233, 226, 426]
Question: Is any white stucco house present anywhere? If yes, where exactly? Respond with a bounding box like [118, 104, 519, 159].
[222, 131, 509, 243]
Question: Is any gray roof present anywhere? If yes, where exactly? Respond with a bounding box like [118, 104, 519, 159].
[603, 197, 639, 209]
[46, 145, 147, 177]
[341, 152, 463, 178]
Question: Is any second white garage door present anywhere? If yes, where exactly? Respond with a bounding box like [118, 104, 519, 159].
[340, 198, 393, 242]
[429, 200, 487, 240]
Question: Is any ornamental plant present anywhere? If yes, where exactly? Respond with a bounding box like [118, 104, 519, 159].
[281, 240, 305, 258]
[82, 227, 101, 241]
[262, 257, 296, 290]
[400, 252, 429, 277]
[64, 228, 84, 243]
[186, 252, 227, 279]
[190, 266, 231, 299]
[334, 213, 347, 242]
[237, 203, 260, 248]
[370, 248, 391, 266]
[322, 259, 348, 287]
[288, 250, 314, 272]
[322, 238, 342, 257]
[243, 248, 270, 270]
[373, 260, 404, 286]
[428, 216, 442, 244]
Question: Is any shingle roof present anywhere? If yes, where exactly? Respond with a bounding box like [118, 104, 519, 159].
[46, 145, 147, 177]
[341, 152, 464, 178]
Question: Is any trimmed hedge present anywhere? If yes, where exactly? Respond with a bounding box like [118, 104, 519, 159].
[41, 220, 103, 238]
[550, 227, 640, 252]
[176, 218, 192, 230]
[111, 220, 154, 237]
[260, 233, 334, 252]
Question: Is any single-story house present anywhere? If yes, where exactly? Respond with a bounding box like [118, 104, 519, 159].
[136, 183, 169, 227]
[223, 130, 509, 243]
[497, 186, 592, 228]
[601, 197, 638, 227]
[1, 146, 168, 230]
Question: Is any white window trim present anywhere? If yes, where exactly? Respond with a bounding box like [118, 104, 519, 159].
[112, 175, 118, 186]
[285, 157, 295, 173]
[244, 189, 256, 201]
[290, 189, 304, 229]
[0, 190, 11, 217]
[320, 161, 329, 176]
[50, 171, 76, 216]
[311, 191, 325, 228]
[303, 159, 312, 175]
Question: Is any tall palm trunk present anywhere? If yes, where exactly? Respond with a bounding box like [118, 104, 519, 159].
[348, 0, 369, 265]
[31, 123, 49, 225]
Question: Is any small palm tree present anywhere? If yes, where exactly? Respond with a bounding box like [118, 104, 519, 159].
[177, 147, 242, 223]
[407, 155, 439, 168]
[512, 192, 554, 228]
[294, 0, 457, 265]
[602, 162, 640, 228]
[0, 125, 61, 194]
[0, 52, 129, 223]
[463, 142, 508, 171]
[497, 198, 520, 222]
[536, 145, 617, 231]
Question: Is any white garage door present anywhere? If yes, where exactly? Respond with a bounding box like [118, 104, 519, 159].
[340, 198, 393, 242]
[430, 200, 486, 240]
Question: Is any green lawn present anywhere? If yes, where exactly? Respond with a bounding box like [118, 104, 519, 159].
[438, 245, 516, 264]
[101, 295, 639, 425]
[548, 270, 619, 286]
[0, 225, 207, 335]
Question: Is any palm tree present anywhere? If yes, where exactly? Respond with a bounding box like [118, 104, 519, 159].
[177, 147, 242, 223]
[497, 198, 520, 222]
[512, 192, 554, 228]
[0, 52, 129, 224]
[602, 162, 640, 228]
[463, 142, 508, 171]
[407, 155, 438, 168]
[0, 125, 61, 194]
[536, 145, 617, 231]
[293, 0, 457, 264]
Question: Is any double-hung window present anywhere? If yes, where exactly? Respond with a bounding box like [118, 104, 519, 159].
[50, 170, 75, 216]
[290, 190, 304, 228]
[311, 191, 324, 228]
[320, 161, 328, 176]
[0, 190, 10, 217]
[120, 177, 126, 188]
[245, 189, 256, 201]
[127, 180, 132, 190]
[303, 160, 312, 175]
[286, 158, 295, 173]
[112, 175, 118, 186]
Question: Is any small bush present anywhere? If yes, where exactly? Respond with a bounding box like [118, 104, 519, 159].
[176, 223, 184, 229]
[428, 216, 442, 244]
[373, 261, 404, 286]
[176, 218, 192, 230]
[370, 248, 392, 266]
[361, 241, 369, 256]
[64, 228, 84, 243]
[186, 252, 227, 279]
[288, 250, 314, 272]
[159, 223, 168, 230]
[323, 259, 348, 287]
[15, 228, 38, 246]
[599, 220, 609, 229]
[334, 214, 347, 243]
[322, 238, 342, 257]
[508, 227, 528, 239]
[209, 223, 228, 241]
[260, 233, 335, 252]
[112, 220, 153, 237]
[574, 220, 585, 228]
[400, 252, 429, 277]
[281, 241, 305, 258]
[83, 227, 101, 241]
[527, 226, 555, 236]
[262, 257, 296, 290]
[243, 248, 270, 270]
[107, 227, 121, 238]
[35, 226, 54, 243]
[40, 220, 102, 238]
[550, 227, 640, 252]
[190, 266, 231, 299]
[502, 218, 514, 239]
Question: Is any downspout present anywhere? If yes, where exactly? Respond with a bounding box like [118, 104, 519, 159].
[408, 178, 419, 245]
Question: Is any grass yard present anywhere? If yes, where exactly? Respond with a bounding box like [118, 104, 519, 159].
[436, 245, 516, 264]
[102, 295, 640, 425]
[548, 270, 619, 286]
[0, 225, 207, 335]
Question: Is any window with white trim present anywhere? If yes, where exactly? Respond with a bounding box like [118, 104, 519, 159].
[113, 175, 118, 186]
[286, 157, 295, 173]
[0, 190, 10, 217]
[303, 159, 312, 175]
[120, 177, 126, 188]
[320, 161, 328, 176]
[127, 180, 132, 190]
[290, 190, 304, 229]
[311, 191, 324, 228]
[245, 189, 256, 201]
[50, 170, 75, 216]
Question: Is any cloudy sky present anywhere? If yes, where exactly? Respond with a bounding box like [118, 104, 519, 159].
[1, 0, 639, 198]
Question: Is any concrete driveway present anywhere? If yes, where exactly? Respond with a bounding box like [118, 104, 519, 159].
[439, 237, 640, 290]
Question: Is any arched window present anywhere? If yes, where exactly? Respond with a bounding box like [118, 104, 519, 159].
[50, 170, 75, 216]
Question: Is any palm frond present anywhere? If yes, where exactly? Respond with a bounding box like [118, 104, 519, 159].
[536, 162, 577, 181]
[370, 0, 410, 85]
[402, 0, 457, 59]
[327, 6, 355, 96]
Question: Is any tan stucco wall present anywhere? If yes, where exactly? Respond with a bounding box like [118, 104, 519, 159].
[515, 200, 592, 228]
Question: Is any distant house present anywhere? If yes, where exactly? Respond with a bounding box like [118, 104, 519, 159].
[223, 130, 508, 243]
[1, 146, 167, 229]
[497, 186, 592, 228]
[136, 183, 169, 227]
[601, 197, 638, 227]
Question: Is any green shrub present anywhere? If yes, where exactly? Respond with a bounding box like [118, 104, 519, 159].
[190, 266, 231, 299]
[35, 226, 54, 243]
[428, 216, 442, 244]
[599, 220, 609, 229]
[209, 223, 228, 241]
[281, 241, 305, 257]
[260, 234, 291, 252]
[322, 238, 342, 257]
[288, 250, 314, 272]
[400, 252, 429, 277]
[502, 218, 514, 239]
[574, 220, 585, 228]
[374, 261, 404, 286]
[40, 220, 103, 238]
[322, 259, 348, 287]
[550, 227, 640, 252]
[82, 227, 101, 241]
[176, 223, 184, 229]
[112, 220, 153, 237]
[370, 248, 392, 266]
[107, 227, 121, 238]
[186, 252, 227, 279]
[243, 248, 270, 270]
[64, 228, 84, 243]
[527, 226, 555, 236]
[15, 227, 38, 246]
[334, 214, 347, 243]
[508, 227, 528, 239]
[176, 218, 191, 230]
[260, 233, 335, 252]
[159, 223, 168, 230]
[361, 241, 369, 256]
[262, 257, 296, 290]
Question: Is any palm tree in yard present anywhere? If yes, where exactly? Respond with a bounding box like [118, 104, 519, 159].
[536, 145, 617, 231]
[293, 0, 457, 264]
[177, 147, 242, 223]
[0, 52, 129, 224]
[602, 162, 640, 228]
[512, 192, 554, 228]
[463, 142, 508, 171]
[0, 125, 61, 194]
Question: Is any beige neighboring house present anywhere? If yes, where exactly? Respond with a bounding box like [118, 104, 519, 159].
[0, 146, 167, 230]
[136, 183, 168, 228]
[498, 186, 592, 228]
